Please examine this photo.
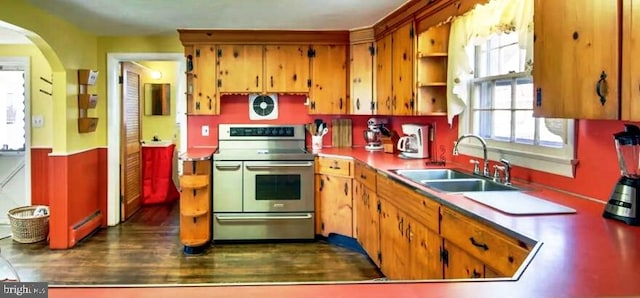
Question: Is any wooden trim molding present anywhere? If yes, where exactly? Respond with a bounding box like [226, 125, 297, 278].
[373, 0, 488, 38]
[349, 28, 375, 44]
[178, 30, 350, 45]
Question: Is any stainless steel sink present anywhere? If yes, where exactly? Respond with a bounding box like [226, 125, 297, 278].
[423, 178, 519, 192]
[390, 169, 475, 181]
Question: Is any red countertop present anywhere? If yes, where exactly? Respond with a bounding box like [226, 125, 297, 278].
[50, 148, 640, 298]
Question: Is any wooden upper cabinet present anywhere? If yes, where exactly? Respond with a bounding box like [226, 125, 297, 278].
[187, 44, 218, 115]
[217, 45, 263, 93]
[376, 34, 393, 115]
[309, 44, 348, 114]
[264, 45, 310, 93]
[622, 0, 640, 121]
[350, 42, 376, 115]
[533, 0, 619, 119]
[391, 21, 416, 116]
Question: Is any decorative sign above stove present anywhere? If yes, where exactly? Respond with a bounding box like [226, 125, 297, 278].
[249, 94, 278, 120]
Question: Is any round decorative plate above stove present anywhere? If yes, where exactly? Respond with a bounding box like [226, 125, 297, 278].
[249, 94, 278, 120]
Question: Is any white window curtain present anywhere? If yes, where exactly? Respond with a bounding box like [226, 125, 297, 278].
[446, 0, 533, 124]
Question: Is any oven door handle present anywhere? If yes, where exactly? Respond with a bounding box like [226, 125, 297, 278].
[215, 214, 313, 221]
[214, 164, 242, 170]
[245, 162, 313, 169]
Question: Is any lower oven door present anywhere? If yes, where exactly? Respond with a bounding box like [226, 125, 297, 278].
[213, 212, 315, 240]
[243, 160, 314, 212]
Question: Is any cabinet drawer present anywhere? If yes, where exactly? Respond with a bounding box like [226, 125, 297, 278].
[316, 156, 353, 177]
[354, 160, 376, 191]
[441, 207, 531, 276]
[377, 173, 439, 231]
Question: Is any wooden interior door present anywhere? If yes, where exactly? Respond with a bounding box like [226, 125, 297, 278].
[120, 62, 143, 221]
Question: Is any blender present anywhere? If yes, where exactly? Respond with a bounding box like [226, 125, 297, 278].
[603, 123, 640, 225]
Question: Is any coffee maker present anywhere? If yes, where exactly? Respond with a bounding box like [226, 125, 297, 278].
[603, 123, 640, 225]
[397, 124, 430, 159]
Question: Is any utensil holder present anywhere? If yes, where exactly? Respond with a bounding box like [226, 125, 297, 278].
[312, 136, 323, 151]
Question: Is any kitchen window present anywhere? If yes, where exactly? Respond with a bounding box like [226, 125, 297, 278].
[448, 0, 576, 177]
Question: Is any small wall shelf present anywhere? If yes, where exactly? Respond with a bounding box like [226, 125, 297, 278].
[416, 22, 451, 115]
[77, 69, 99, 133]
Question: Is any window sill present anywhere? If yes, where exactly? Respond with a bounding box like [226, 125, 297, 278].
[455, 143, 577, 178]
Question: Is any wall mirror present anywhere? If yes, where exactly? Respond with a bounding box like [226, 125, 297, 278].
[144, 83, 171, 116]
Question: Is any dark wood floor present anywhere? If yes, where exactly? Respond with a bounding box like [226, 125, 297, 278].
[0, 202, 383, 285]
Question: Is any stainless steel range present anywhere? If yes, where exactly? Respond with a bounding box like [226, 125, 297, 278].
[213, 124, 315, 240]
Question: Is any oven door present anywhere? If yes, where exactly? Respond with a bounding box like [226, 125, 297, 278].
[243, 160, 314, 212]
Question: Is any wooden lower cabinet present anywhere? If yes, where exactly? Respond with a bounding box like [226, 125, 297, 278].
[443, 240, 485, 279]
[366, 172, 534, 281]
[409, 217, 441, 279]
[379, 198, 442, 280]
[354, 180, 381, 267]
[316, 173, 353, 237]
[379, 198, 410, 279]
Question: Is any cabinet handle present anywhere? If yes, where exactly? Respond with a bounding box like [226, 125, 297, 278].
[344, 182, 348, 196]
[329, 161, 341, 170]
[398, 217, 404, 235]
[406, 223, 412, 243]
[360, 173, 367, 180]
[370, 100, 375, 112]
[470, 269, 482, 278]
[469, 237, 489, 251]
[596, 71, 608, 106]
[535, 88, 542, 107]
[256, 76, 259, 87]
[339, 97, 343, 110]
[271, 76, 274, 88]
[319, 178, 324, 191]
[207, 96, 212, 110]
[356, 98, 360, 110]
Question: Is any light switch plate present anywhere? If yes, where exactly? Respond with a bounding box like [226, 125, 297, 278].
[32, 115, 44, 128]
[201, 125, 209, 136]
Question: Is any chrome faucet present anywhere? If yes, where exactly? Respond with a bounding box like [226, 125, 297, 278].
[500, 158, 512, 185]
[453, 134, 489, 177]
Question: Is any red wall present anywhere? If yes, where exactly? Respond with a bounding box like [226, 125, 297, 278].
[48, 148, 107, 249]
[188, 96, 631, 202]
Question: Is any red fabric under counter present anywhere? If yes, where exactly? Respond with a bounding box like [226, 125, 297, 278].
[141, 144, 180, 205]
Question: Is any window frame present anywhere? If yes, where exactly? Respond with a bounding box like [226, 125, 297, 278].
[456, 34, 577, 178]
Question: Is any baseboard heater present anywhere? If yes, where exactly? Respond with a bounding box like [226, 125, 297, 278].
[68, 210, 102, 247]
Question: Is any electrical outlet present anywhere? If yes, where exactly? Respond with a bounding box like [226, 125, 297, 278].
[32, 115, 44, 128]
[201, 125, 209, 136]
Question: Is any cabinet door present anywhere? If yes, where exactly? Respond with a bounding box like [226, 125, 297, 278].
[376, 34, 393, 115]
[622, 0, 640, 121]
[309, 45, 348, 114]
[190, 45, 218, 115]
[317, 174, 353, 237]
[392, 22, 415, 116]
[264, 45, 310, 93]
[533, 0, 619, 119]
[379, 199, 410, 279]
[351, 42, 375, 115]
[354, 181, 381, 267]
[218, 45, 263, 93]
[409, 219, 442, 279]
[443, 240, 485, 279]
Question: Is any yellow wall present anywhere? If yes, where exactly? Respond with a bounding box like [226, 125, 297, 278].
[0, 44, 53, 147]
[0, 1, 98, 154]
[138, 61, 180, 149]
[95, 35, 183, 145]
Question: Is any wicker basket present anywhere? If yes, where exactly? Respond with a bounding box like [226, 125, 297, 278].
[7, 205, 50, 243]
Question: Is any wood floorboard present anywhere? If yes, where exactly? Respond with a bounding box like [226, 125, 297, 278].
[0, 202, 383, 285]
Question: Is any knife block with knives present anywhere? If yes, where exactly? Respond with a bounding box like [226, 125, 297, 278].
[381, 130, 399, 154]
